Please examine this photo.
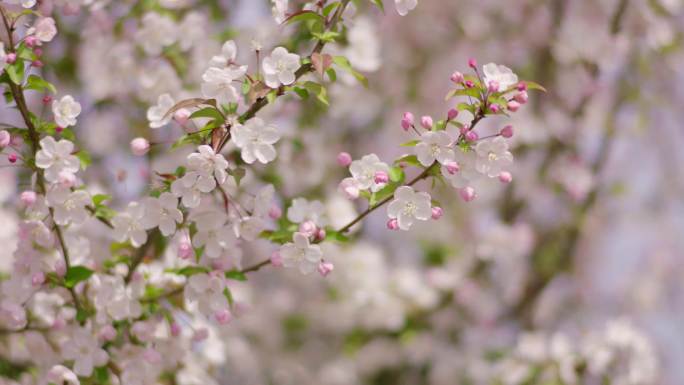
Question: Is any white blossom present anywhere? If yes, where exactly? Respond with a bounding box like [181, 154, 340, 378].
[141, 192, 182, 236]
[60, 327, 108, 376]
[482, 63, 519, 91]
[146, 93, 175, 128]
[262, 47, 300, 88]
[35, 136, 80, 183]
[90, 274, 143, 321]
[171, 171, 215, 208]
[474, 137, 513, 178]
[187, 145, 230, 184]
[112, 202, 148, 247]
[45, 365, 80, 385]
[192, 212, 239, 259]
[136, 12, 177, 55]
[279, 232, 322, 274]
[0, 42, 6, 70]
[209, 40, 241, 68]
[27, 17, 57, 43]
[387, 186, 431, 230]
[184, 273, 230, 321]
[394, 0, 418, 16]
[232, 118, 281, 164]
[349, 154, 391, 192]
[46, 186, 90, 226]
[271, 0, 289, 24]
[414, 131, 455, 166]
[178, 12, 207, 51]
[440, 148, 481, 188]
[201, 66, 247, 105]
[52, 95, 82, 128]
[4, 0, 36, 9]
[287, 198, 326, 226]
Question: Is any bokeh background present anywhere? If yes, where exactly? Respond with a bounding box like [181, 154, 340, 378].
[1, 0, 683, 384]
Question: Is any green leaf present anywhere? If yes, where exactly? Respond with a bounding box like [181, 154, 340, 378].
[521, 80, 547, 92]
[325, 230, 349, 243]
[303, 81, 329, 106]
[231, 167, 246, 186]
[394, 154, 421, 167]
[93, 366, 110, 384]
[326, 67, 337, 82]
[323, 1, 341, 17]
[189, 107, 224, 121]
[92, 194, 111, 206]
[388, 166, 405, 183]
[292, 86, 309, 99]
[225, 270, 247, 281]
[400, 140, 420, 147]
[174, 266, 210, 276]
[445, 87, 481, 100]
[6, 60, 25, 85]
[332, 56, 368, 88]
[64, 266, 94, 288]
[312, 31, 341, 43]
[75, 150, 92, 169]
[25, 75, 57, 94]
[284, 10, 325, 25]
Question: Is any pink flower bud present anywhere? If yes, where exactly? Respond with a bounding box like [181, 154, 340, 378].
[420, 116, 433, 129]
[490, 104, 499, 113]
[31, 60, 43, 68]
[465, 131, 478, 142]
[173, 109, 190, 125]
[445, 161, 460, 174]
[32, 272, 45, 286]
[317, 261, 334, 277]
[5, 53, 16, 64]
[8, 153, 17, 163]
[51, 318, 65, 330]
[270, 251, 284, 267]
[450, 71, 464, 84]
[517, 82, 527, 92]
[192, 328, 209, 342]
[507, 101, 520, 112]
[514, 91, 528, 104]
[55, 126, 64, 134]
[170, 322, 181, 337]
[214, 309, 232, 325]
[25, 36, 38, 48]
[336, 152, 352, 166]
[54, 260, 66, 276]
[42, 95, 52, 104]
[464, 80, 474, 88]
[299, 220, 317, 237]
[447, 108, 459, 120]
[401, 112, 414, 131]
[20, 191, 37, 206]
[431, 207, 443, 220]
[459, 125, 470, 135]
[268, 205, 282, 219]
[99, 325, 117, 341]
[500, 125, 514, 138]
[499, 171, 513, 184]
[58, 171, 76, 188]
[33, 48, 43, 57]
[374, 170, 389, 185]
[387, 218, 399, 230]
[468, 58, 478, 69]
[178, 241, 192, 259]
[487, 80, 500, 93]
[130, 137, 150, 156]
[314, 228, 326, 242]
[0, 130, 10, 148]
[459, 187, 476, 202]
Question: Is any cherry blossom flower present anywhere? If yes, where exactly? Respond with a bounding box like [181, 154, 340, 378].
[52, 95, 81, 128]
[0, 42, 6, 70]
[170, 171, 215, 208]
[201, 66, 247, 105]
[147, 93, 175, 128]
[208, 40, 243, 69]
[45, 365, 79, 385]
[135, 12, 177, 55]
[262, 47, 300, 88]
[287, 198, 326, 226]
[279, 232, 323, 274]
[482, 63, 519, 91]
[387, 186, 432, 231]
[232, 118, 281, 164]
[440, 148, 481, 188]
[184, 273, 231, 322]
[112, 202, 148, 247]
[141, 193, 183, 236]
[27, 17, 57, 43]
[414, 131, 455, 166]
[35, 136, 80, 183]
[4, 0, 36, 8]
[46, 186, 90, 226]
[271, 0, 289, 24]
[191, 212, 239, 259]
[60, 327, 109, 376]
[395, 0, 418, 16]
[474, 137, 513, 178]
[187, 145, 230, 184]
[349, 154, 391, 192]
[89, 274, 143, 322]
[177, 12, 207, 51]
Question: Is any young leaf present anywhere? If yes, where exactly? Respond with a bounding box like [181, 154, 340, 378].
[332, 56, 368, 88]
[25, 75, 57, 94]
[225, 270, 247, 281]
[64, 266, 94, 288]
[284, 10, 325, 25]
